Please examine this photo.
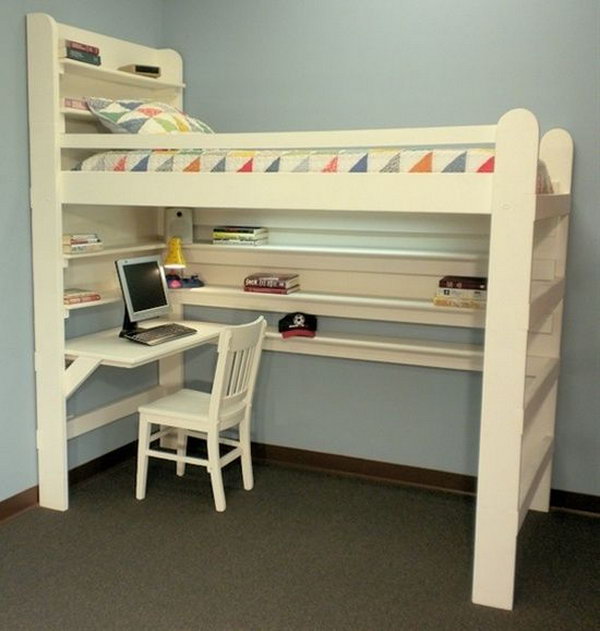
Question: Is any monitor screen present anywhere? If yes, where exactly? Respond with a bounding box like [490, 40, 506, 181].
[115, 255, 170, 324]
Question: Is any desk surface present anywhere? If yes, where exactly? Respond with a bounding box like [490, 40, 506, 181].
[65, 320, 227, 368]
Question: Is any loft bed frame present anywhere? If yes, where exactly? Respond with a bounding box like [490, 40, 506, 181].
[26, 13, 573, 610]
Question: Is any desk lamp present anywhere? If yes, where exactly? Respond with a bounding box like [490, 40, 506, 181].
[164, 237, 203, 288]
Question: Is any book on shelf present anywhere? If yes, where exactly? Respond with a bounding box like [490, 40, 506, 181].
[63, 242, 104, 254]
[433, 296, 486, 310]
[63, 47, 101, 66]
[244, 273, 299, 289]
[243, 285, 300, 295]
[63, 233, 103, 253]
[63, 288, 102, 305]
[213, 226, 268, 235]
[213, 238, 268, 246]
[118, 64, 161, 78]
[438, 275, 487, 290]
[63, 232, 101, 243]
[65, 39, 100, 55]
[436, 287, 487, 300]
[62, 97, 89, 111]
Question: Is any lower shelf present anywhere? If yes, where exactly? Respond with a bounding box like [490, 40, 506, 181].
[263, 327, 483, 370]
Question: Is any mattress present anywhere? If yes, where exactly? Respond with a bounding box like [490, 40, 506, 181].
[74, 148, 553, 192]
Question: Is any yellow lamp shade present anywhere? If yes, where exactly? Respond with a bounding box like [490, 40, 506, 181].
[164, 237, 186, 269]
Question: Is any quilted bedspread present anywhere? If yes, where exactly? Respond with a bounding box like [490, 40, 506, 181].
[75, 148, 497, 173]
[74, 148, 553, 192]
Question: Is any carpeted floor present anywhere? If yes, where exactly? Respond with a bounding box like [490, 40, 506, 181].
[1, 459, 598, 630]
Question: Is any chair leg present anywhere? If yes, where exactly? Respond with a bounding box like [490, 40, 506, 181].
[136, 416, 151, 500]
[239, 418, 254, 491]
[176, 429, 187, 477]
[207, 430, 226, 512]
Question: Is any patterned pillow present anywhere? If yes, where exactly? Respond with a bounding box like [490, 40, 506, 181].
[85, 97, 213, 134]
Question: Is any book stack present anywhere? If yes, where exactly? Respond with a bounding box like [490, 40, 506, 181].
[433, 276, 487, 309]
[63, 233, 104, 254]
[63, 288, 102, 305]
[244, 273, 300, 295]
[213, 226, 268, 246]
[63, 39, 101, 66]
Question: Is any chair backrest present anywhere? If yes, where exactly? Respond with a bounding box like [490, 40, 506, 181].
[209, 316, 267, 424]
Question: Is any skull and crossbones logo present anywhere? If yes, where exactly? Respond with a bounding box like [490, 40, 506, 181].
[291, 313, 306, 328]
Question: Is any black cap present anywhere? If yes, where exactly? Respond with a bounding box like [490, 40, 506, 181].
[278, 312, 317, 339]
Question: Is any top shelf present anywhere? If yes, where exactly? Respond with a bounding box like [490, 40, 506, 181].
[59, 58, 185, 90]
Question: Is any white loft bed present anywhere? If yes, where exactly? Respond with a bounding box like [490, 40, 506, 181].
[27, 13, 573, 611]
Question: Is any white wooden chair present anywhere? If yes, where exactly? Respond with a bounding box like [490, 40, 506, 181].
[135, 316, 267, 511]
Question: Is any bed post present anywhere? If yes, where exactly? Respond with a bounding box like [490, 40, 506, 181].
[27, 13, 70, 510]
[472, 109, 540, 610]
[527, 129, 573, 513]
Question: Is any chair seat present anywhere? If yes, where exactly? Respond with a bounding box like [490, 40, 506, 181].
[139, 388, 211, 424]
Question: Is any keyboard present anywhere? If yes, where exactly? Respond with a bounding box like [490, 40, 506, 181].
[123, 323, 197, 346]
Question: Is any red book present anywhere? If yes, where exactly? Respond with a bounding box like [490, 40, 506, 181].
[65, 39, 100, 55]
[244, 286, 299, 295]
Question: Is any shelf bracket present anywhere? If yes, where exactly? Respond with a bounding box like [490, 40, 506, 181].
[64, 356, 102, 398]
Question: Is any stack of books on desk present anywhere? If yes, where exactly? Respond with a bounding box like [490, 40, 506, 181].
[62, 39, 101, 66]
[213, 226, 268, 246]
[63, 233, 103, 254]
[433, 275, 487, 309]
[243, 273, 300, 294]
[63, 288, 102, 305]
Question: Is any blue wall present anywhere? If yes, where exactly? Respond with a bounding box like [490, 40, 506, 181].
[2, 0, 598, 503]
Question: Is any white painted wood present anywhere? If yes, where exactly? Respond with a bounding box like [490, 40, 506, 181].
[171, 286, 486, 328]
[263, 329, 483, 371]
[64, 320, 225, 369]
[61, 172, 493, 214]
[63, 241, 166, 264]
[60, 58, 185, 89]
[64, 356, 101, 398]
[472, 108, 540, 610]
[136, 318, 266, 511]
[27, 13, 69, 511]
[529, 279, 565, 331]
[519, 436, 554, 522]
[67, 385, 170, 439]
[535, 194, 570, 220]
[526, 128, 573, 515]
[523, 357, 560, 429]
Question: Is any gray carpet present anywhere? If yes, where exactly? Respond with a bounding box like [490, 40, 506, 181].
[1, 459, 598, 630]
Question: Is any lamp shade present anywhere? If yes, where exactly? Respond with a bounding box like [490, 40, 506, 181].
[164, 237, 186, 269]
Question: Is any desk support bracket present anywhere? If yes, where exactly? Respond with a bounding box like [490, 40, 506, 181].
[65, 356, 102, 398]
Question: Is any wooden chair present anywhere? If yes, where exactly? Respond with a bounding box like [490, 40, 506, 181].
[135, 316, 267, 511]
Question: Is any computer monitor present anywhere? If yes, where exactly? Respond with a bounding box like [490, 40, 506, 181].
[115, 255, 170, 337]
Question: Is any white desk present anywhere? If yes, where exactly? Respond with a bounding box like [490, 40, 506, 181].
[65, 320, 227, 397]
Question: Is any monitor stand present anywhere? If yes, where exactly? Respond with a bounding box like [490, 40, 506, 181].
[119, 310, 146, 338]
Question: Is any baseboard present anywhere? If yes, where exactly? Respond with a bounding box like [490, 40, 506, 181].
[68, 442, 137, 485]
[0, 442, 137, 523]
[252, 443, 600, 515]
[2, 442, 597, 522]
[0, 486, 38, 523]
[252, 443, 477, 495]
